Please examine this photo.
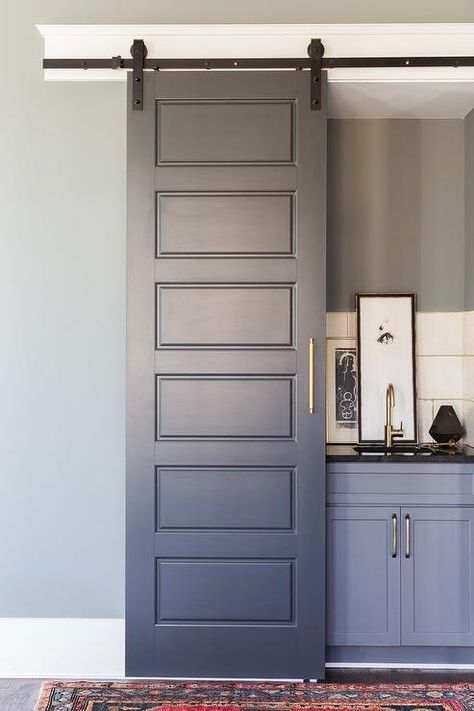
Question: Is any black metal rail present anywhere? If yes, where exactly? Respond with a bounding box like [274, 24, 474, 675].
[43, 55, 474, 70]
[42, 38, 474, 111]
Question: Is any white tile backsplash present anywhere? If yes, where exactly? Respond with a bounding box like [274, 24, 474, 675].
[347, 312, 357, 338]
[326, 310, 474, 445]
[462, 400, 474, 447]
[416, 312, 464, 356]
[417, 399, 434, 443]
[464, 357, 474, 400]
[417, 356, 464, 399]
[465, 311, 474, 355]
[326, 312, 348, 338]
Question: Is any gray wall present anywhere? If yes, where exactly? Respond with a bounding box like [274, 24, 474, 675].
[0, 4, 127, 617]
[327, 119, 466, 312]
[466, 110, 474, 310]
[1, 1, 473, 619]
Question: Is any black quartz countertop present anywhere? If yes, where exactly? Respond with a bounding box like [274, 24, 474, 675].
[326, 444, 474, 463]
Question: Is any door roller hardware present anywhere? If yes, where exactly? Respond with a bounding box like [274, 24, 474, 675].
[42, 39, 474, 112]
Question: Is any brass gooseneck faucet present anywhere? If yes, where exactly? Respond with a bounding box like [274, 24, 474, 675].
[385, 383, 404, 447]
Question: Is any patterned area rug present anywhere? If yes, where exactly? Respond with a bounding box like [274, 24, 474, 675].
[34, 681, 474, 711]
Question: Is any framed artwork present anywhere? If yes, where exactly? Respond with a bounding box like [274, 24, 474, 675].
[356, 293, 417, 443]
[326, 338, 358, 444]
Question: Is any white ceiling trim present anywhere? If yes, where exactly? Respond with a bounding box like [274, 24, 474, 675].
[36, 24, 474, 118]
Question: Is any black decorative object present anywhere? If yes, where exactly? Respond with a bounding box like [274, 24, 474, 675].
[429, 405, 464, 444]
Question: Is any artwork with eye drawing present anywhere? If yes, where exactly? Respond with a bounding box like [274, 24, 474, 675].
[356, 293, 417, 443]
[326, 338, 358, 444]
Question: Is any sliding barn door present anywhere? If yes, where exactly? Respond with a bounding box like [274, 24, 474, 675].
[127, 71, 327, 679]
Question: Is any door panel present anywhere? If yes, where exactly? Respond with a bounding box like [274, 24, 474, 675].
[157, 286, 293, 346]
[157, 468, 294, 530]
[401, 507, 474, 646]
[156, 100, 295, 164]
[327, 506, 401, 646]
[157, 377, 293, 438]
[157, 560, 293, 622]
[157, 192, 294, 255]
[127, 71, 326, 678]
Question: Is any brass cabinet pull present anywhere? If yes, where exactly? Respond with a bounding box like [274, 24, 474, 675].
[405, 514, 411, 558]
[391, 513, 398, 558]
[309, 338, 315, 414]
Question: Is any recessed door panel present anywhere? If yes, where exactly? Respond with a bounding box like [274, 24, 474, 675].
[157, 286, 293, 347]
[157, 468, 294, 530]
[157, 377, 293, 438]
[157, 100, 295, 164]
[157, 560, 293, 622]
[157, 193, 294, 255]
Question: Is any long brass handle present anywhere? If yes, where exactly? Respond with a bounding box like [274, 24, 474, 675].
[309, 338, 315, 414]
[405, 514, 411, 558]
[391, 513, 398, 558]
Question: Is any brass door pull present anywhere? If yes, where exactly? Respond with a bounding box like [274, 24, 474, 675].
[309, 338, 315, 414]
[391, 513, 398, 558]
[405, 514, 411, 558]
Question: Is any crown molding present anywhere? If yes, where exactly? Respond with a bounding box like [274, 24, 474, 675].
[36, 24, 474, 117]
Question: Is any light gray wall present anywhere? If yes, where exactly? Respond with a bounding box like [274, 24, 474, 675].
[466, 110, 474, 311]
[0, 4, 127, 617]
[10, 1, 474, 25]
[327, 119, 466, 312]
[1, 1, 473, 619]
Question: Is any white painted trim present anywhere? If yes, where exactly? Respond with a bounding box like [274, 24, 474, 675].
[36, 23, 474, 72]
[35, 23, 474, 118]
[326, 662, 474, 669]
[0, 618, 124, 678]
[2, 618, 472, 677]
[35, 23, 474, 36]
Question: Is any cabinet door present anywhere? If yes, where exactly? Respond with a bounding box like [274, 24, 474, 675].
[327, 506, 401, 646]
[401, 507, 474, 646]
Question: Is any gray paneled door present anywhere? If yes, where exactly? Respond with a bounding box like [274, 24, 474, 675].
[126, 71, 327, 679]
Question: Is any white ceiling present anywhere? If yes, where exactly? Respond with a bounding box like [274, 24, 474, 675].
[37, 24, 474, 119]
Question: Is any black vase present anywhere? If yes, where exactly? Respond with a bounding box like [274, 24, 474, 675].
[429, 405, 464, 444]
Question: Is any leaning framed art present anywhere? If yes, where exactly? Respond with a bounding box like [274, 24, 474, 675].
[356, 293, 417, 443]
[326, 337, 358, 444]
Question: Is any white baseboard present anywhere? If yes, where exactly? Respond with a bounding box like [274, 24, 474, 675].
[0, 618, 124, 678]
[3, 618, 473, 678]
[326, 662, 474, 670]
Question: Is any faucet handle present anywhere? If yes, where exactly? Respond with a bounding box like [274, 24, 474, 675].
[393, 421, 404, 439]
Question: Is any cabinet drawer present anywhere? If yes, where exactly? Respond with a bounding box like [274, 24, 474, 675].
[327, 463, 474, 505]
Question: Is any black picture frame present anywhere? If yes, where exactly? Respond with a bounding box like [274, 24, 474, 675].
[356, 293, 417, 444]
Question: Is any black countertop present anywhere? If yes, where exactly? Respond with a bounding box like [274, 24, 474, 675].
[326, 443, 474, 464]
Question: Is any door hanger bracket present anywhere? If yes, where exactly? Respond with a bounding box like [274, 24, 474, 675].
[130, 39, 148, 110]
[307, 38, 324, 110]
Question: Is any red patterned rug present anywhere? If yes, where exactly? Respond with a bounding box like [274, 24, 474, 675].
[34, 681, 474, 711]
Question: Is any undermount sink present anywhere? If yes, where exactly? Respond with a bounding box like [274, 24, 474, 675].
[353, 444, 434, 456]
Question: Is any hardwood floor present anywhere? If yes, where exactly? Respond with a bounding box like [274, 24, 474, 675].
[325, 668, 474, 684]
[3, 671, 474, 710]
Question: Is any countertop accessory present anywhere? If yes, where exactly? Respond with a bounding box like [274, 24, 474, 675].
[429, 405, 464, 445]
[356, 293, 417, 443]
